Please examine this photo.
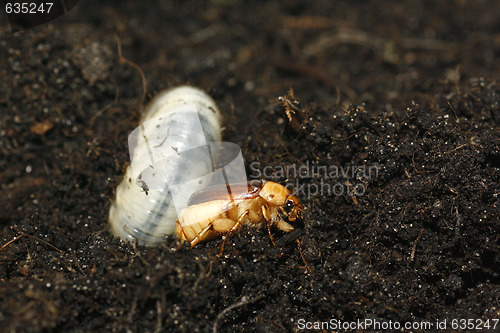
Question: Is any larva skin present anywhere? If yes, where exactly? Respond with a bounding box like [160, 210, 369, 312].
[109, 86, 222, 246]
[175, 181, 303, 247]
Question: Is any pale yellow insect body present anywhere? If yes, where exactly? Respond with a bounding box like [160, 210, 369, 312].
[175, 180, 303, 247]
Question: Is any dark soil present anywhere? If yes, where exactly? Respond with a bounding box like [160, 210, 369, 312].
[1, 1, 499, 332]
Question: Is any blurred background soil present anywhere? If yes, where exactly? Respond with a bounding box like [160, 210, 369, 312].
[0, 0, 499, 332]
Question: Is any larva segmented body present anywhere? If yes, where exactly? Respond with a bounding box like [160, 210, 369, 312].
[109, 86, 222, 245]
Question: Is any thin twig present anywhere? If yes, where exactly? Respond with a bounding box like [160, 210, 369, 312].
[447, 101, 459, 122]
[212, 294, 264, 333]
[410, 228, 424, 262]
[0, 231, 63, 253]
[23, 233, 63, 252]
[114, 34, 147, 110]
[296, 239, 311, 272]
[89, 86, 120, 127]
[0, 234, 25, 252]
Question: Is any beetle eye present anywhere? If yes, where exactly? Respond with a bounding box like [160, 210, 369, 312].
[284, 200, 295, 212]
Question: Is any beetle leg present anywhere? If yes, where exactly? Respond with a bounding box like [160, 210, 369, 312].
[261, 205, 276, 247]
[218, 210, 249, 257]
[189, 218, 236, 247]
[189, 223, 215, 247]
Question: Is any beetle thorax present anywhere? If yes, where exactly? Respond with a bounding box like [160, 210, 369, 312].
[259, 181, 291, 206]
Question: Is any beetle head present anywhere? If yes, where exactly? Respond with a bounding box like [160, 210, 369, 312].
[260, 181, 303, 221]
[283, 194, 303, 221]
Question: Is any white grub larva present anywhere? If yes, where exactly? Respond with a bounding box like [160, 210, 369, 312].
[109, 86, 223, 246]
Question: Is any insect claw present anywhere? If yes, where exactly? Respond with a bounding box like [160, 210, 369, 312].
[217, 244, 226, 258]
[218, 234, 232, 257]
